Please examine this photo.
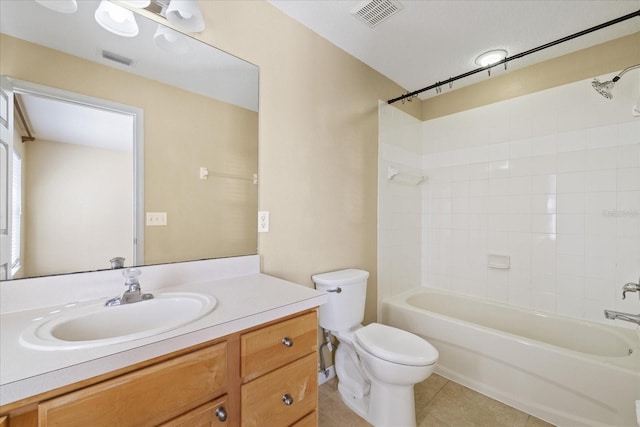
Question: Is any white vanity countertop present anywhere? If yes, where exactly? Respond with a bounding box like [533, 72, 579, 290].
[0, 258, 327, 407]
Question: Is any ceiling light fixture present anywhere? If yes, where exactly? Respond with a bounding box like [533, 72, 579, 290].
[34, 0, 78, 14]
[166, 0, 205, 33]
[474, 49, 508, 67]
[119, 0, 151, 7]
[94, 0, 139, 37]
[154, 24, 189, 54]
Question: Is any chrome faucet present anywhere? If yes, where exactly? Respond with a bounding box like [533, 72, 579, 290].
[622, 279, 640, 299]
[105, 268, 154, 306]
[604, 310, 640, 326]
[603, 279, 640, 325]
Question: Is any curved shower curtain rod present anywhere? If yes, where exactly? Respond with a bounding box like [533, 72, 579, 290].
[387, 9, 640, 105]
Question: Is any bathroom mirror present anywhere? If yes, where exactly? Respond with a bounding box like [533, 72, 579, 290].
[0, 0, 259, 280]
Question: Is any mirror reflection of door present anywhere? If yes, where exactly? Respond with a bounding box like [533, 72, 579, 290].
[4, 79, 141, 278]
[0, 77, 14, 279]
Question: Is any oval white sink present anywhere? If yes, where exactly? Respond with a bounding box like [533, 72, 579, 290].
[20, 292, 217, 350]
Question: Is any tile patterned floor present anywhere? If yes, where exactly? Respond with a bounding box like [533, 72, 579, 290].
[318, 374, 556, 427]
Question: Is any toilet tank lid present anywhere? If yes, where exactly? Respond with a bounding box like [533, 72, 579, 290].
[312, 269, 369, 286]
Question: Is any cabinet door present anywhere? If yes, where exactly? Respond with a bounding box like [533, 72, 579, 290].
[291, 411, 316, 427]
[161, 395, 229, 427]
[39, 343, 227, 427]
[241, 353, 317, 427]
[241, 312, 317, 379]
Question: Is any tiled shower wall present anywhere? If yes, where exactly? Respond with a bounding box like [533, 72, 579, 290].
[379, 102, 423, 303]
[379, 73, 640, 325]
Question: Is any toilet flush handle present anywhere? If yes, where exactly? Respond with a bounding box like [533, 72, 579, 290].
[327, 287, 342, 294]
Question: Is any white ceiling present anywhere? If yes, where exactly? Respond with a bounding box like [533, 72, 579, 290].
[17, 93, 134, 152]
[268, 0, 640, 100]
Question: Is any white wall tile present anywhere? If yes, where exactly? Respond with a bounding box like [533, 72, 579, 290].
[585, 192, 616, 213]
[488, 142, 510, 161]
[556, 254, 585, 276]
[558, 150, 586, 173]
[508, 157, 533, 177]
[509, 139, 532, 159]
[557, 129, 586, 152]
[618, 121, 640, 146]
[489, 160, 510, 178]
[556, 274, 585, 297]
[531, 194, 556, 213]
[585, 169, 617, 192]
[557, 234, 584, 255]
[557, 172, 585, 193]
[532, 214, 556, 234]
[617, 168, 640, 191]
[531, 174, 557, 194]
[586, 124, 618, 149]
[384, 77, 640, 324]
[586, 147, 618, 170]
[556, 215, 585, 235]
[530, 135, 558, 156]
[617, 144, 640, 168]
[556, 193, 585, 214]
[529, 154, 557, 175]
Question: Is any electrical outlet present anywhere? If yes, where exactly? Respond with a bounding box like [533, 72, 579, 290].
[258, 211, 269, 232]
[146, 212, 167, 226]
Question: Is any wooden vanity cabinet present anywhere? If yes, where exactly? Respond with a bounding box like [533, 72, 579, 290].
[0, 309, 319, 427]
[240, 311, 318, 426]
[39, 343, 228, 427]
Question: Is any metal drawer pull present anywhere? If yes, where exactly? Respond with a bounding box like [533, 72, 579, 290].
[282, 394, 294, 406]
[215, 406, 227, 422]
[327, 287, 342, 293]
[282, 337, 294, 347]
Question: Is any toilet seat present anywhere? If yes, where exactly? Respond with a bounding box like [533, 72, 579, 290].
[354, 323, 438, 367]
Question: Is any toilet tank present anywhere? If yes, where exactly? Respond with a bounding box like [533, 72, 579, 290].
[312, 269, 369, 332]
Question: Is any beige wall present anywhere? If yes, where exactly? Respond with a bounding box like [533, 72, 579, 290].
[421, 32, 640, 120]
[189, 2, 637, 325]
[192, 1, 420, 324]
[24, 140, 132, 277]
[0, 34, 258, 270]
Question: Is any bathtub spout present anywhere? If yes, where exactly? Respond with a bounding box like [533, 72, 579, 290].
[604, 309, 640, 325]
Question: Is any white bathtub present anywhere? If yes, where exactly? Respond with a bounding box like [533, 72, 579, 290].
[382, 288, 640, 427]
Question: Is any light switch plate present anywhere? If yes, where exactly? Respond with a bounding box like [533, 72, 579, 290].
[146, 212, 167, 226]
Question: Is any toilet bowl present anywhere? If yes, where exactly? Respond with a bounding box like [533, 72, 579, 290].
[312, 269, 439, 427]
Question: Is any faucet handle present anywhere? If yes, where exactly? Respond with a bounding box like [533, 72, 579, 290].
[122, 268, 141, 286]
[621, 279, 640, 300]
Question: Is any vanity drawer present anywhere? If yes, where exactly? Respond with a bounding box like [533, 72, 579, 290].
[38, 343, 227, 427]
[241, 311, 317, 379]
[291, 411, 317, 427]
[240, 353, 317, 427]
[161, 395, 228, 426]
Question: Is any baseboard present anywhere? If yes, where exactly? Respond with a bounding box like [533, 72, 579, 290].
[318, 365, 336, 385]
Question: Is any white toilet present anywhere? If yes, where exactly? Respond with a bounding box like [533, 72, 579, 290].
[312, 269, 438, 427]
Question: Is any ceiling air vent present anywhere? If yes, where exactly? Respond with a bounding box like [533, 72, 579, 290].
[100, 50, 134, 67]
[351, 0, 403, 28]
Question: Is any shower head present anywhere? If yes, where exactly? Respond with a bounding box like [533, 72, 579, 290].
[591, 64, 640, 100]
[591, 78, 615, 99]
